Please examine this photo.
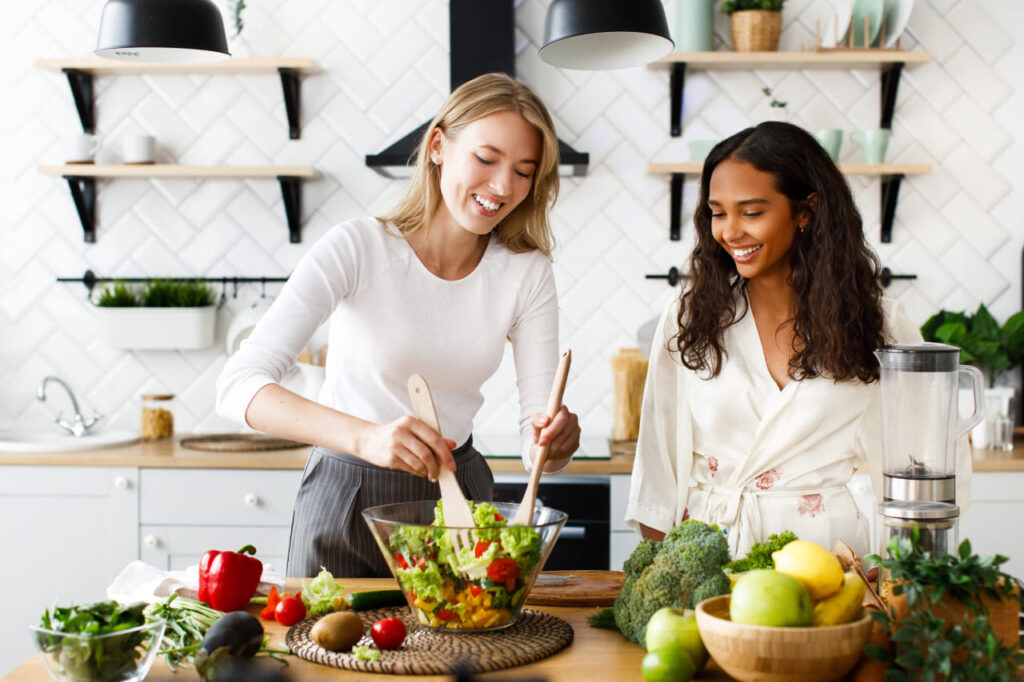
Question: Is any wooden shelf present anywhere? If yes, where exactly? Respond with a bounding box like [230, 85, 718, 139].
[649, 162, 931, 243]
[649, 162, 931, 175]
[37, 57, 313, 139]
[40, 165, 315, 244]
[35, 57, 317, 75]
[39, 164, 317, 178]
[652, 50, 931, 69]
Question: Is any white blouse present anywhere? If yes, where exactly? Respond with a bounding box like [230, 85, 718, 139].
[216, 217, 561, 470]
[623, 293, 968, 558]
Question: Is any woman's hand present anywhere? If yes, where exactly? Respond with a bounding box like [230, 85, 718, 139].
[530, 405, 580, 472]
[358, 416, 457, 479]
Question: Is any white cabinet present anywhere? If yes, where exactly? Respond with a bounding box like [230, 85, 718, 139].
[610, 474, 641, 570]
[958, 471, 1024, 579]
[138, 468, 302, 572]
[0, 466, 139, 677]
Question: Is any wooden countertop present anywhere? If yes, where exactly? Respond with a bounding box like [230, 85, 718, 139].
[1, 577, 733, 681]
[0, 438, 636, 474]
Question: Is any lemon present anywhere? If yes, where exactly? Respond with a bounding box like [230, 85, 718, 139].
[771, 540, 844, 601]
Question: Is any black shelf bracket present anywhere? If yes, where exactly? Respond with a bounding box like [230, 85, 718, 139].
[670, 172, 686, 241]
[880, 173, 904, 243]
[278, 67, 302, 139]
[63, 175, 96, 243]
[880, 62, 904, 129]
[278, 176, 303, 243]
[63, 68, 95, 134]
[670, 63, 687, 137]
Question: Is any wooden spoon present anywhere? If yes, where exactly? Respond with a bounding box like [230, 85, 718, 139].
[407, 374, 474, 551]
[513, 349, 572, 526]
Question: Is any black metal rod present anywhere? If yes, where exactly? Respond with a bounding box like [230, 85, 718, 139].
[57, 270, 289, 293]
[879, 267, 916, 288]
[645, 266, 685, 286]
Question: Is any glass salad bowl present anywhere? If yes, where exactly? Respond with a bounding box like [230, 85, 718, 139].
[362, 499, 567, 632]
[30, 618, 166, 682]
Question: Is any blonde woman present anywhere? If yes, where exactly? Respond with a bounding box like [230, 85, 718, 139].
[216, 73, 581, 578]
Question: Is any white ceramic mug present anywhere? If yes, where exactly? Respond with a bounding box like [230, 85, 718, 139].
[64, 133, 100, 163]
[122, 134, 156, 164]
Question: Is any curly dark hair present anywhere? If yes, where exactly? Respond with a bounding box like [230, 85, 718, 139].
[674, 121, 885, 383]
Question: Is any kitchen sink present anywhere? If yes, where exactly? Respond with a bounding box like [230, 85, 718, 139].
[0, 429, 139, 453]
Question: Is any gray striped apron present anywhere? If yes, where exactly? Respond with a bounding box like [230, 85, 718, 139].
[286, 437, 494, 578]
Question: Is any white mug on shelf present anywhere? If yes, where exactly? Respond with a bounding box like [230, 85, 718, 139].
[64, 133, 100, 163]
[122, 134, 156, 164]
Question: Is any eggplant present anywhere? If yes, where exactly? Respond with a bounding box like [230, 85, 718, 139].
[195, 611, 264, 680]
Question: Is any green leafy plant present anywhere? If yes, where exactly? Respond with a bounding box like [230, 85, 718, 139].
[227, 0, 246, 38]
[864, 529, 1024, 681]
[761, 86, 787, 109]
[720, 0, 786, 14]
[95, 280, 214, 308]
[921, 304, 1024, 388]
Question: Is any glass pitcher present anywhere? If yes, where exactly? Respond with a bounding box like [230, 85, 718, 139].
[874, 343, 985, 503]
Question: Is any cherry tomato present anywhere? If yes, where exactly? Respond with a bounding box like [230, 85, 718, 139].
[486, 558, 519, 583]
[274, 595, 306, 626]
[371, 617, 407, 649]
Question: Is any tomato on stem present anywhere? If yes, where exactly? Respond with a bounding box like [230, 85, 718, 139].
[371, 617, 406, 649]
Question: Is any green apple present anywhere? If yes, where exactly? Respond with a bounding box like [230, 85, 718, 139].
[644, 607, 709, 672]
[641, 646, 697, 682]
[729, 569, 812, 627]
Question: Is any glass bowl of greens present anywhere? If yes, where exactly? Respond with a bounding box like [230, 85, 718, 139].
[362, 499, 567, 632]
[30, 601, 166, 682]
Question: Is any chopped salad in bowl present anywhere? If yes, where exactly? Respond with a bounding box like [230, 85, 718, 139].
[362, 499, 567, 631]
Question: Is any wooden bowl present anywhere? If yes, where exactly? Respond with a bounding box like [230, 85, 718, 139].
[694, 595, 873, 682]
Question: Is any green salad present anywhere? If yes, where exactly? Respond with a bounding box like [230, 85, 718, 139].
[35, 601, 155, 681]
[388, 501, 542, 629]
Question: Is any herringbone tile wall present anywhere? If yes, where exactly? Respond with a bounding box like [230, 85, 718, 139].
[1, 0, 1021, 446]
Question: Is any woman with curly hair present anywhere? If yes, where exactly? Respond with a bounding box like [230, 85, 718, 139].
[625, 121, 930, 558]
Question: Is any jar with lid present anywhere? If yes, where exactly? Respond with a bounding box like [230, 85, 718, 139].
[140, 393, 175, 441]
[878, 500, 959, 558]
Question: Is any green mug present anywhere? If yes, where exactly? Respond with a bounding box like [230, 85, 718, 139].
[688, 139, 718, 163]
[814, 128, 842, 162]
[850, 128, 891, 164]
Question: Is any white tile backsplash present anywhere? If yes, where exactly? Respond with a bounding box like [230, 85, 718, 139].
[1, 0, 1022, 448]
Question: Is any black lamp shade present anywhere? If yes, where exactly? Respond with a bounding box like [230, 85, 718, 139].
[95, 0, 231, 63]
[540, 0, 674, 70]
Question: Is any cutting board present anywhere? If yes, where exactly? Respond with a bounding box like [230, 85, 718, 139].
[525, 570, 625, 607]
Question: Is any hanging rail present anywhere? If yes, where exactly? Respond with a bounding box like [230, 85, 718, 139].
[57, 270, 289, 294]
[645, 266, 915, 289]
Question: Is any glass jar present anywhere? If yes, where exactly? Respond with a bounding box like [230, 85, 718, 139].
[140, 393, 175, 441]
[878, 500, 959, 558]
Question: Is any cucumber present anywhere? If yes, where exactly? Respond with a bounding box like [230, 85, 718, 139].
[347, 589, 407, 610]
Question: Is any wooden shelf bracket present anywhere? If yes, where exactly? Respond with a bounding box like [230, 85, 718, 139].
[278, 176, 303, 243]
[278, 68, 301, 139]
[63, 68, 95, 134]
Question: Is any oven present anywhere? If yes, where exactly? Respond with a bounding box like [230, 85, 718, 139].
[492, 474, 610, 570]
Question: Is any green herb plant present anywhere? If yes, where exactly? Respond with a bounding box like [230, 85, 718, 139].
[227, 0, 246, 38]
[864, 528, 1024, 682]
[720, 0, 786, 15]
[725, 529, 797, 572]
[95, 280, 214, 308]
[921, 304, 1024, 388]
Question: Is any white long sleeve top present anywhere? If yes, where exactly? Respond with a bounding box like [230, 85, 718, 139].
[216, 218, 560, 470]
[624, 293, 971, 558]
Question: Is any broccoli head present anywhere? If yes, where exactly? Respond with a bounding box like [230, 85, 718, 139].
[613, 520, 731, 646]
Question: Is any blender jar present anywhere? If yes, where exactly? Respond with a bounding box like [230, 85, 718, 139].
[878, 500, 959, 557]
[874, 343, 985, 504]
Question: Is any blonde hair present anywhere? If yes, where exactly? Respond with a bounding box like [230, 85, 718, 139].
[378, 73, 560, 257]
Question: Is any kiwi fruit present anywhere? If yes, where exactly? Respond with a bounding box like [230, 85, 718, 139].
[311, 611, 365, 651]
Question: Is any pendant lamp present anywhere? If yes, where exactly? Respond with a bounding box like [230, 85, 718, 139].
[540, 0, 674, 70]
[95, 0, 231, 63]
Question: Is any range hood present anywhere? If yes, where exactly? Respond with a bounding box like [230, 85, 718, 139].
[365, 0, 589, 178]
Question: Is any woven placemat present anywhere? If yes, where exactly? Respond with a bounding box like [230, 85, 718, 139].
[286, 606, 573, 675]
[179, 434, 309, 452]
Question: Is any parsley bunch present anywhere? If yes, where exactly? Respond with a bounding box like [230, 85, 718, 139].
[864, 529, 1024, 682]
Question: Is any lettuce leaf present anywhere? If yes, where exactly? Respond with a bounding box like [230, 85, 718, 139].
[301, 567, 348, 616]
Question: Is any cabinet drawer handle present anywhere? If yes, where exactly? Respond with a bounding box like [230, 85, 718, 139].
[560, 526, 586, 540]
[143, 534, 160, 548]
[244, 493, 260, 507]
[114, 476, 129, 490]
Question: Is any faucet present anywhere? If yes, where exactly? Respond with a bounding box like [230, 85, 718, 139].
[37, 376, 102, 437]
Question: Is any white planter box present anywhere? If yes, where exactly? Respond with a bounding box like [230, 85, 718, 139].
[95, 305, 217, 350]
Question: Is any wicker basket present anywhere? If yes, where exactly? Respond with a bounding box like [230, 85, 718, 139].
[730, 9, 782, 52]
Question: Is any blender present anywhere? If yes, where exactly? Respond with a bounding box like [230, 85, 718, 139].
[874, 343, 985, 554]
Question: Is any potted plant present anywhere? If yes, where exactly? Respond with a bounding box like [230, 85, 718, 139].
[864, 530, 1024, 680]
[921, 304, 1024, 389]
[720, 0, 786, 52]
[93, 280, 217, 350]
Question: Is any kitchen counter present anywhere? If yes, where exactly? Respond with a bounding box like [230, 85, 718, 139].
[2, 436, 1022, 472]
[1, 577, 734, 681]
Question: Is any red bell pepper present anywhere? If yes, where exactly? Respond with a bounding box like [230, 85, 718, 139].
[198, 544, 263, 612]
